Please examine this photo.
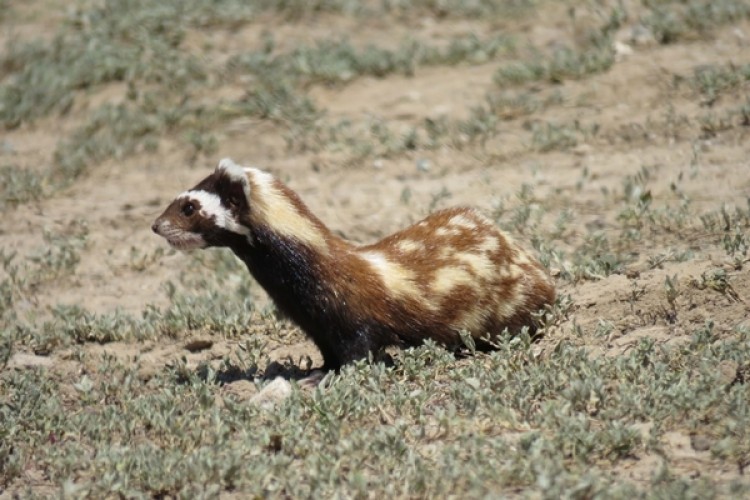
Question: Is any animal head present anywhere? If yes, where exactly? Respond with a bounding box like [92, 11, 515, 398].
[152, 158, 252, 250]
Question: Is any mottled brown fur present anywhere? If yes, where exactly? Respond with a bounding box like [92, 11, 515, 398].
[153, 159, 555, 370]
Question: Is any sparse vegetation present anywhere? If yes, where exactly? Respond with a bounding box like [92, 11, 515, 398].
[641, 0, 750, 44]
[689, 63, 750, 105]
[228, 34, 515, 86]
[494, 43, 616, 86]
[0, 164, 45, 208]
[2, 0, 750, 497]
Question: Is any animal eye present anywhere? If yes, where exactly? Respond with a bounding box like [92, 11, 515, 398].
[182, 202, 195, 217]
[227, 196, 239, 207]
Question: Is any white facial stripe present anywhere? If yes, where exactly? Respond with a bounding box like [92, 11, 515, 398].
[180, 190, 250, 236]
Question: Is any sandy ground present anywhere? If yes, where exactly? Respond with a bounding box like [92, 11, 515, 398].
[2, 0, 750, 493]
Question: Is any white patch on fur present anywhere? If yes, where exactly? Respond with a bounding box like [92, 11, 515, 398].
[396, 239, 424, 253]
[435, 226, 461, 237]
[498, 263, 524, 281]
[431, 266, 476, 295]
[249, 168, 275, 191]
[248, 168, 328, 251]
[449, 213, 478, 230]
[497, 284, 524, 320]
[437, 246, 458, 260]
[360, 250, 424, 300]
[179, 190, 251, 236]
[454, 306, 490, 334]
[478, 236, 500, 254]
[454, 252, 494, 279]
[216, 158, 252, 201]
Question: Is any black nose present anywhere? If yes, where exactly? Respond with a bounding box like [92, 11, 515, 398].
[151, 222, 159, 234]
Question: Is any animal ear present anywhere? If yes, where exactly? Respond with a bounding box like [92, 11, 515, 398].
[215, 158, 251, 202]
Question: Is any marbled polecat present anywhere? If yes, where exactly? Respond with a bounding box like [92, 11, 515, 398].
[152, 159, 555, 370]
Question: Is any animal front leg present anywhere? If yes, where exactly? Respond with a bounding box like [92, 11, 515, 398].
[335, 325, 382, 367]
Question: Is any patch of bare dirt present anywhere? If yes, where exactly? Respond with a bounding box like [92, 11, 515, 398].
[3, 2, 750, 493]
[548, 258, 750, 358]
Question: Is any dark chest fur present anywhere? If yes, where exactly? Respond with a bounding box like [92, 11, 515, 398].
[230, 227, 395, 369]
